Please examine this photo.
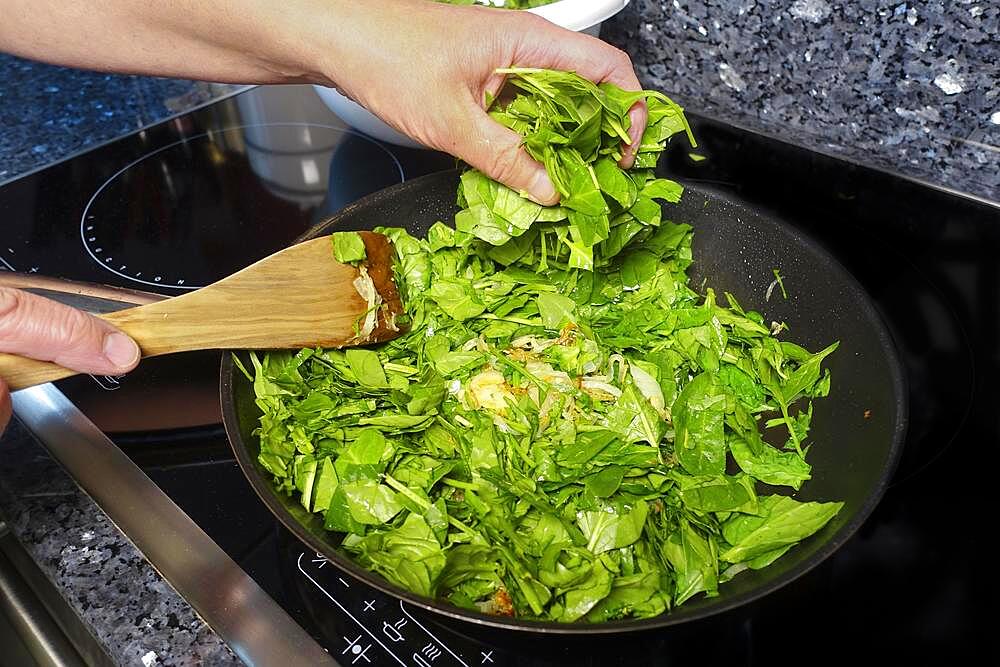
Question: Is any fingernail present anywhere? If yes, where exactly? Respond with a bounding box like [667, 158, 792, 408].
[630, 127, 642, 152]
[626, 104, 645, 151]
[103, 332, 140, 369]
[624, 137, 639, 160]
[620, 145, 637, 169]
[629, 123, 643, 152]
[529, 169, 558, 206]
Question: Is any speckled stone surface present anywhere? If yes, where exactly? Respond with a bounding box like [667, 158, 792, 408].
[0, 55, 246, 185]
[603, 0, 1000, 203]
[0, 418, 241, 666]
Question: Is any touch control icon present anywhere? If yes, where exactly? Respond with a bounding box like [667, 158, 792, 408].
[382, 618, 408, 642]
[342, 635, 373, 664]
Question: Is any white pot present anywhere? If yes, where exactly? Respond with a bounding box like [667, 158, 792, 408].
[313, 0, 631, 148]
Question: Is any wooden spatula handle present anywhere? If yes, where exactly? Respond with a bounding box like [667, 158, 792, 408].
[0, 306, 155, 390]
[0, 276, 164, 391]
[0, 355, 79, 391]
[0, 232, 405, 392]
[0, 295, 246, 391]
[0, 297, 224, 390]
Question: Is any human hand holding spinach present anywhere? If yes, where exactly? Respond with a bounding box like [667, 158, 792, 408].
[319, 0, 647, 205]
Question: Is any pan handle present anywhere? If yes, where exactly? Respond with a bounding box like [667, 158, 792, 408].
[0, 273, 167, 311]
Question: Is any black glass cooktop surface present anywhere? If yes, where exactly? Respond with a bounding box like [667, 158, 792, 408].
[0, 84, 995, 664]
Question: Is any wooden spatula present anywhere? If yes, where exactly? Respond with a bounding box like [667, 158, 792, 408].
[0, 231, 404, 391]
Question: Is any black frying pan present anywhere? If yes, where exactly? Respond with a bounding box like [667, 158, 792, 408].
[220, 169, 906, 634]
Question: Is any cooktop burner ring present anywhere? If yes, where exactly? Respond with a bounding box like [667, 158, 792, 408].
[79, 122, 405, 290]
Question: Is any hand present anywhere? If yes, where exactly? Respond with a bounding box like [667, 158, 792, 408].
[0, 288, 140, 433]
[318, 0, 648, 204]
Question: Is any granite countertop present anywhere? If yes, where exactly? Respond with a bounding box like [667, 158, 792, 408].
[603, 0, 999, 204]
[0, 418, 241, 666]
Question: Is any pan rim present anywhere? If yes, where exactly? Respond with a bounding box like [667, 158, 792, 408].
[220, 169, 908, 634]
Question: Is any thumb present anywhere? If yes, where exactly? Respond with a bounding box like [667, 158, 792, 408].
[0, 287, 141, 376]
[455, 106, 559, 206]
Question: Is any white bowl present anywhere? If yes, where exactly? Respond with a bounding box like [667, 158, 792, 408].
[529, 0, 631, 35]
[313, 0, 631, 148]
